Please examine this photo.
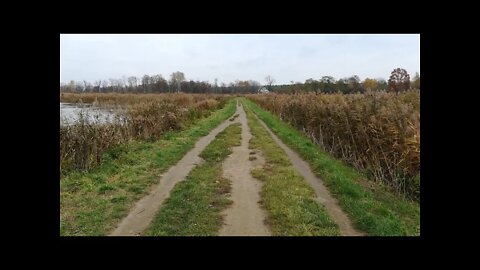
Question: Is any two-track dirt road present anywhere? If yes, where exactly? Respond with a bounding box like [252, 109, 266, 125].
[110, 100, 361, 236]
[219, 103, 270, 236]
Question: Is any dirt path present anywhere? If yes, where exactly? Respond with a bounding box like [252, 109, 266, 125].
[109, 108, 240, 236]
[219, 103, 271, 236]
[253, 113, 365, 236]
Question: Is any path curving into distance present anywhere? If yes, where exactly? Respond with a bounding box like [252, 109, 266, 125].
[252, 112, 365, 236]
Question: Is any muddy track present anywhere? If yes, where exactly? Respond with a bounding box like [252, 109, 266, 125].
[109, 107, 240, 236]
[109, 100, 362, 236]
[252, 113, 365, 236]
[219, 103, 271, 236]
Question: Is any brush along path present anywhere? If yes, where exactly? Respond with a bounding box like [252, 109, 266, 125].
[219, 103, 271, 236]
[252, 111, 364, 236]
[110, 103, 242, 236]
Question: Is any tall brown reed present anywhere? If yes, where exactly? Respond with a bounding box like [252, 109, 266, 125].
[248, 91, 420, 199]
[60, 93, 227, 176]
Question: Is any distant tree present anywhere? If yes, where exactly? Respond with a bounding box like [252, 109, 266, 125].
[141, 75, 150, 93]
[363, 78, 378, 91]
[67, 80, 76, 92]
[101, 80, 109, 92]
[109, 78, 117, 92]
[376, 78, 387, 91]
[411, 72, 420, 89]
[128, 76, 138, 92]
[336, 78, 347, 93]
[94, 80, 102, 93]
[182, 81, 193, 93]
[249, 80, 261, 93]
[321, 76, 335, 93]
[60, 82, 66, 92]
[343, 75, 362, 94]
[84, 81, 93, 92]
[74, 81, 83, 92]
[157, 75, 169, 93]
[121, 76, 127, 92]
[305, 78, 320, 94]
[388, 68, 410, 93]
[170, 71, 186, 93]
[265, 75, 275, 91]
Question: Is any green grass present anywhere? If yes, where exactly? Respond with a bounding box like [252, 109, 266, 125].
[242, 98, 420, 236]
[245, 103, 340, 236]
[145, 123, 242, 236]
[60, 99, 237, 236]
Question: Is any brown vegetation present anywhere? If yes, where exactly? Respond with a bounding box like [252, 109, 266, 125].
[60, 93, 228, 175]
[247, 91, 420, 199]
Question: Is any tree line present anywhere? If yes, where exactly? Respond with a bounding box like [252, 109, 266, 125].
[274, 69, 420, 94]
[60, 68, 420, 94]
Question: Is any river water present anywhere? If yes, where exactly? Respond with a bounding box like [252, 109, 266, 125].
[60, 103, 122, 126]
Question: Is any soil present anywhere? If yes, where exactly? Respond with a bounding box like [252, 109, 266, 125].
[219, 104, 271, 236]
[109, 108, 241, 236]
[254, 114, 365, 236]
[109, 101, 364, 236]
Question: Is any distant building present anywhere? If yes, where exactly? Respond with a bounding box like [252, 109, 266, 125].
[258, 87, 270, 94]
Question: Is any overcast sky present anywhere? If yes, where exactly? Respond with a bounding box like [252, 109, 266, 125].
[60, 34, 420, 85]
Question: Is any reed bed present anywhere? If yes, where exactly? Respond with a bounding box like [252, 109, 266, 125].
[60, 93, 226, 108]
[247, 91, 420, 199]
[60, 93, 228, 176]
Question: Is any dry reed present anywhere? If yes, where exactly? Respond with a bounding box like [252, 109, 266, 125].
[248, 90, 420, 199]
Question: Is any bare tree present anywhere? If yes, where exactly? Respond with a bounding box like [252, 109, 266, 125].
[68, 80, 75, 92]
[170, 71, 185, 93]
[265, 75, 275, 91]
[142, 75, 150, 93]
[83, 80, 88, 92]
[121, 76, 128, 92]
[94, 80, 102, 92]
[109, 78, 118, 92]
[128, 76, 137, 92]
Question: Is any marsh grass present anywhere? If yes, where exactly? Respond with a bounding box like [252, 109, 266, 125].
[247, 91, 420, 200]
[60, 99, 237, 236]
[60, 93, 228, 175]
[243, 98, 420, 236]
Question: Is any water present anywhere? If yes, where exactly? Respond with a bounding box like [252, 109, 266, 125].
[60, 103, 122, 126]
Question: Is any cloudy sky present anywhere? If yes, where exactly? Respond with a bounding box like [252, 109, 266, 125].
[60, 34, 420, 85]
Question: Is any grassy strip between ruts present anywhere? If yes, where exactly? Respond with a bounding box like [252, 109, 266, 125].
[242, 98, 420, 236]
[244, 103, 340, 236]
[60, 99, 237, 236]
[145, 123, 241, 236]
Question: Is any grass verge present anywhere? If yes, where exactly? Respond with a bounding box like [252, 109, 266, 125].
[243, 98, 420, 236]
[245, 103, 340, 236]
[145, 123, 241, 236]
[60, 99, 237, 236]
